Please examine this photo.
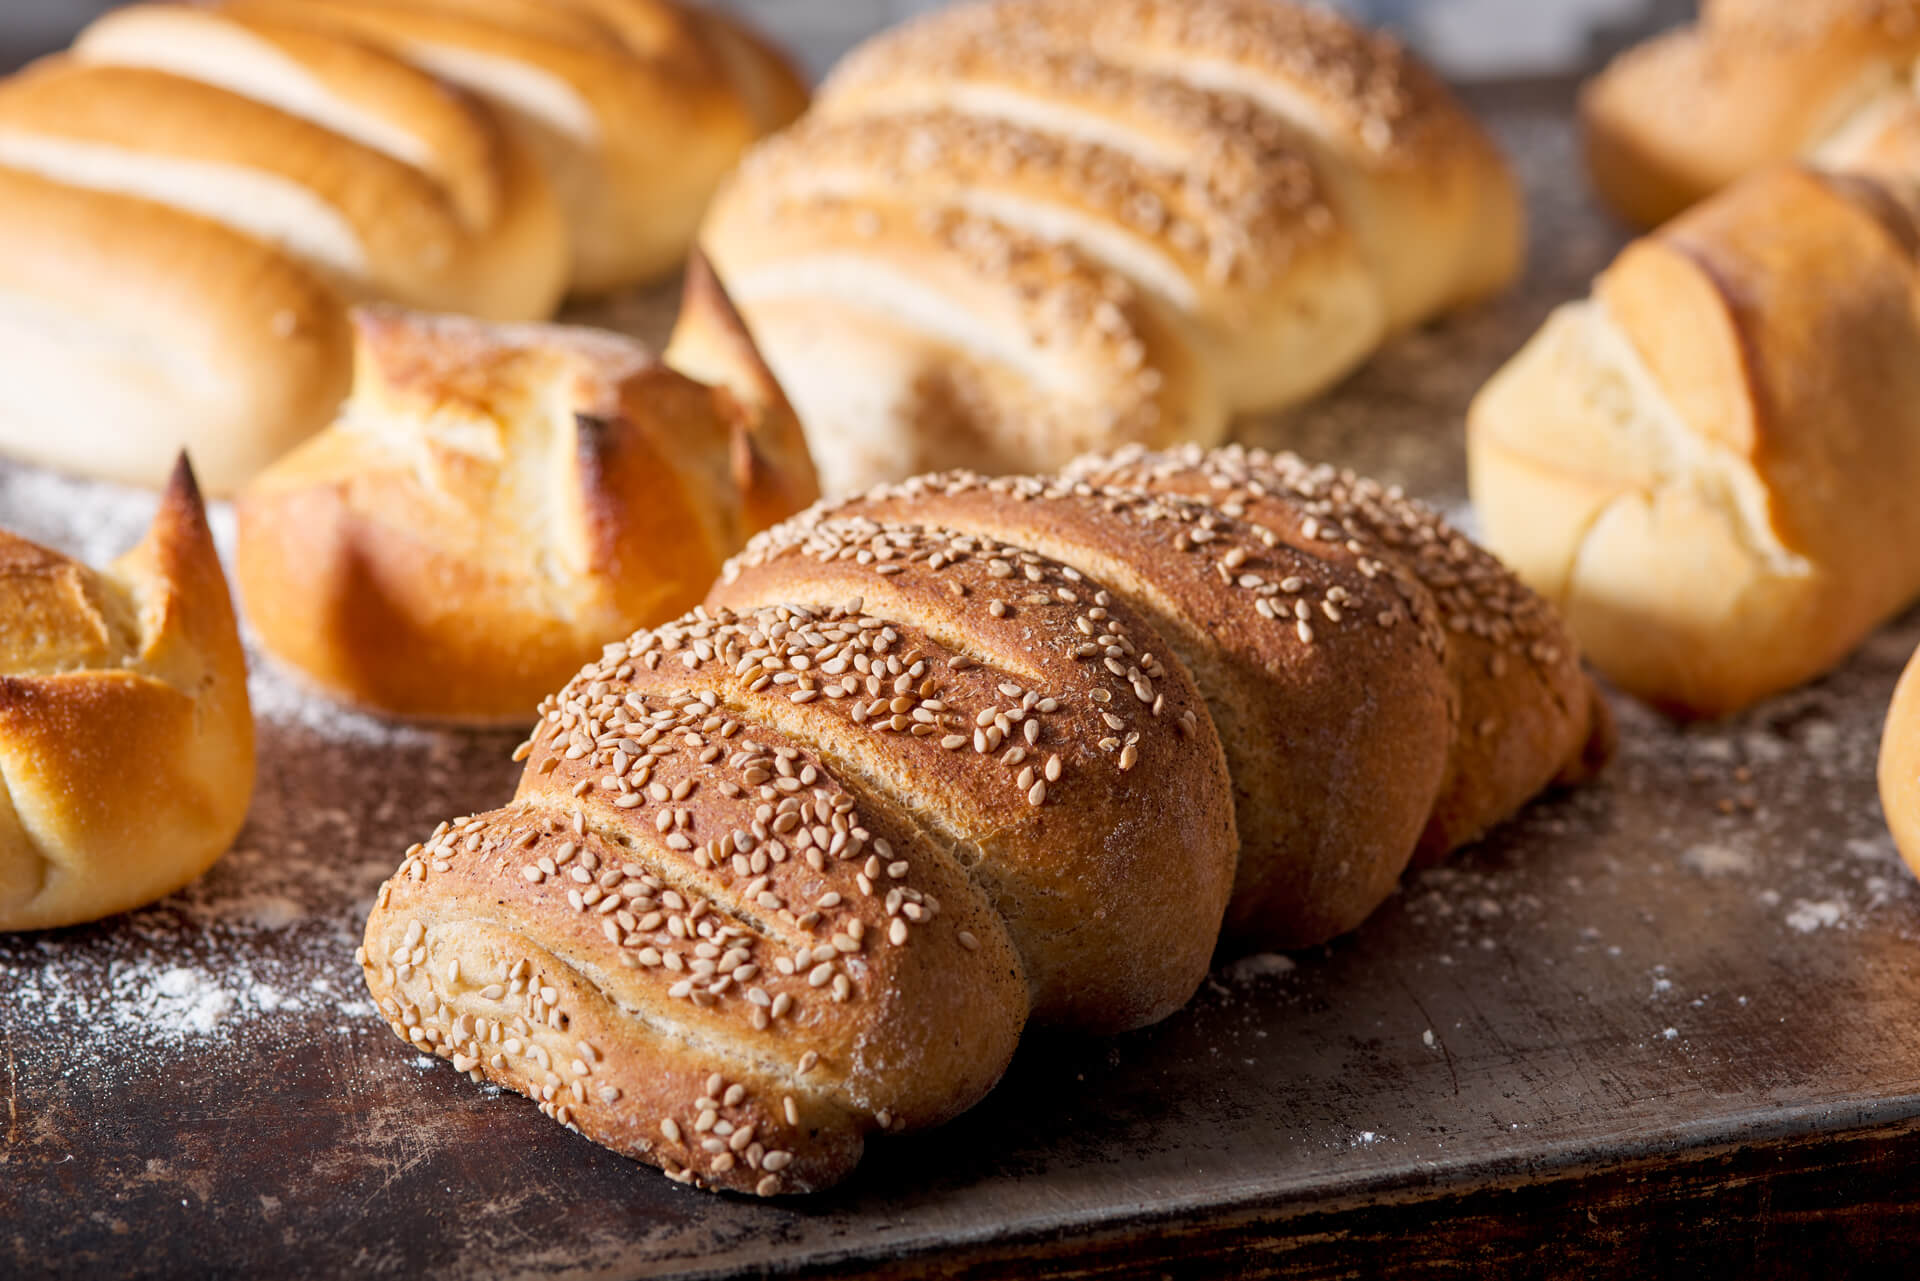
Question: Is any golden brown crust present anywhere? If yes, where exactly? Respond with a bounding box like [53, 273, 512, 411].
[0, 56, 567, 321]
[0, 459, 256, 931]
[0, 165, 353, 495]
[707, 522, 1237, 1028]
[728, 456, 1497, 950]
[234, 294, 820, 724]
[702, 0, 1520, 493]
[223, 0, 803, 292]
[1581, 0, 1920, 226]
[364, 569, 1236, 1190]
[365, 444, 1598, 1195]
[1469, 166, 1920, 719]
[1064, 446, 1611, 863]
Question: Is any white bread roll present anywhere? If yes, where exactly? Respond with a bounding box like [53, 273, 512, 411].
[233, 259, 820, 724]
[1469, 166, 1920, 719]
[1583, 0, 1920, 227]
[703, 0, 1523, 494]
[0, 460, 255, 932]
[220, 0, 809, 293]
[0, 0, 805, 495]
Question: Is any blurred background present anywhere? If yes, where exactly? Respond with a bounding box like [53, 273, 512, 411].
[1, 0, 1693, 78]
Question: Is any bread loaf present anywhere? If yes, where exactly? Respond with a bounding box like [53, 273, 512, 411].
[1583, 0, 1920, 227]
[701, 0, 1523, 494]
[234, 258, 820, 723]
[0, 0, 803, 494]
[360, 445, 1606, 1195]
[1468, 166, 1920, 719]
[1, 460, 255, 931]
[221, 0, 808, 293]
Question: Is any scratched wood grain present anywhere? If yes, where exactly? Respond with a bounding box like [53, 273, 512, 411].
[5, 27, 1920, 1281]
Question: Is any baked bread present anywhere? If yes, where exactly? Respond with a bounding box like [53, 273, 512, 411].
[742, 445, 1611, 947]
[0, 459, 255, 932]
[1879, 645, 1920, 885]
[1468, 166, 1920, 719]
[360, 445, 1605, 1196]
[234, 258, 820, 724]
[219, 0, 809, 293]
[1583, 0, 1920, 227]
[0, 0, 803, 495]
[700, 0, 1523, 494]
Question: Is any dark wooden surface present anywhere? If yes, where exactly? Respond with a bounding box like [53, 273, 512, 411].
[7, 68, 1920, 1281]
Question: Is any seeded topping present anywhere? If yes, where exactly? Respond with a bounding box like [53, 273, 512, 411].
[1066, 443, 1573, 671]
[826, 0, 1464, 162]
[731, 462, 1425, 666]
[734, 108, 1330, 294]
[709, 196, 1176, 447]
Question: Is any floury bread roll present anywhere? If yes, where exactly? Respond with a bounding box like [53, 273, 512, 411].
[1583, 0, 1920, 227]
[0, 460, 255, 932]
[701, 0, 1523, 494]
[0, 0, 804, 495]
[359, 446, 1607, 1197]
[1468, 166, 1920, 720]
[234, 259, 820, 724]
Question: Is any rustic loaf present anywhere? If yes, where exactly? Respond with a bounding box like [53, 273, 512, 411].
[0, 0, 803, 494]
[360, 445, 1606, 1195]
[234, 258, 820, 724]
[1583, 0, 1920, 226]
[0, 460, 255, 932]
[1468, 166, 1920, 719]
[701, 0, 1523, 494]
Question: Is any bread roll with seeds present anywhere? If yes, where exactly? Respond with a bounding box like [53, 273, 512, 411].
[235, 257, 820, 724]
[732, 445, 1610, 948]
[701, 0, 1523, 494]
[362, 444, 1604, 1194]
[1468, 166, 1920, 719]
[218, 0, 809, 293]
[0, 459, 255, 931]
[361, 552, 1237, 1192]
[1582, 0, 1920, 228]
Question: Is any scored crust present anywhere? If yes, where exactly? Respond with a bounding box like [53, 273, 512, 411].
[364, 555, 1237, 1191]
[0, 459, 255, 930]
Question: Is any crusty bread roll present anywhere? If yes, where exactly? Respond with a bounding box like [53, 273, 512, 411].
[1468, 166, 1920, 720]
[0, 0, 804, 495]
[360, 445, 1606, 1196]
[234, 258, 820, 724]
[221, 0, 809, 293]
[0, 165, 354, 496]
[1879, 645, 1920, 885]
[701, 0, 1523, 495]
[0, 459, 255, 932]
[1583, 0, 1920, 227]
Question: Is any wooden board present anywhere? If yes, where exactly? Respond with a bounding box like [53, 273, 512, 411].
[7, 81, 1920, 1280]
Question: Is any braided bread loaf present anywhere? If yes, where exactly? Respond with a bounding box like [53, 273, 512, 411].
[361, 446, 1607, 1195]
[0, 0, 802, 494]
[700, 0, 1524, 495]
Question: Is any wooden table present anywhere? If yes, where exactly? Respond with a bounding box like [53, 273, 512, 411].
[7, 76, 1920, 1280]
